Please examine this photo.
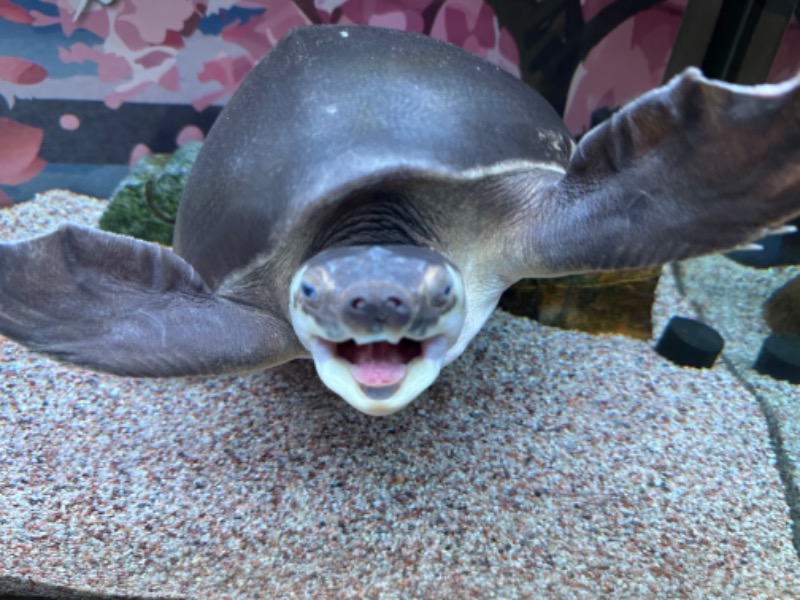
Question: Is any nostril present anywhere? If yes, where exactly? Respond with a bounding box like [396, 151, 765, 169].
[343, 289, 412, 328]
[386, 296, 404, 309]
[385, 297, 410, 318]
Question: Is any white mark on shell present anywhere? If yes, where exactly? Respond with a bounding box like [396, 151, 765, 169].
[339, 30, 349, 38]
[325, 105, 338, 115]
[537, 130, 566, 154]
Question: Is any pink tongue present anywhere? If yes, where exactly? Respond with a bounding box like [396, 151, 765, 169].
[347, 342, 409, 387]
[350, 361, 408, 387]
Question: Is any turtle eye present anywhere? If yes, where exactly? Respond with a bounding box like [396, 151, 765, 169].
[301, 281, 317, 301]
[429, 268, 454, 309]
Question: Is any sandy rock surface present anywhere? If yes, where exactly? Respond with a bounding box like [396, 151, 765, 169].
[0, 191, 797, 599]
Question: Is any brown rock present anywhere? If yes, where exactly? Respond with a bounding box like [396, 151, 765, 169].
[499, 268, 661, 340]
[763, 275, 800, 336]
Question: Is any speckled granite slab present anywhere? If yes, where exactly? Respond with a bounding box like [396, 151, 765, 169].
[0, 192, 798, 599]
[676, 253, 800, 570]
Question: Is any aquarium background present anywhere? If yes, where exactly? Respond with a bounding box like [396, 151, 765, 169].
[0, 0, 799, 206]
[1, 4, 800, 594]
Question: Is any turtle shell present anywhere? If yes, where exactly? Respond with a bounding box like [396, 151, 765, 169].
[173, 24, 573, 288]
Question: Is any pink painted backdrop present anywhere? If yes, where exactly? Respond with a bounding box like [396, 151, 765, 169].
[1, 0, 799, 205]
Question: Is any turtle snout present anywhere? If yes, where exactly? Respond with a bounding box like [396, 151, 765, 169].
[341, 284, 413, 332]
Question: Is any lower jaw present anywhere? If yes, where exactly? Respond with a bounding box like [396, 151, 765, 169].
[313, 356, 442, 416]
[358, 381, 402, 400]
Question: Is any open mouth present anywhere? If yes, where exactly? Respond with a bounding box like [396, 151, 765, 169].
[311, 335, 446, 400]
[337, 338, 422, 395]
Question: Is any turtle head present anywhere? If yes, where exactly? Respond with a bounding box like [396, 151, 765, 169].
[289, 245, 466, 416]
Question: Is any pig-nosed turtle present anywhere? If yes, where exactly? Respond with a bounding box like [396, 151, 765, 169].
[1, 25, 800, 416]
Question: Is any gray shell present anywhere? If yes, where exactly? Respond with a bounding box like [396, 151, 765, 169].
[173, 24, 573, 288]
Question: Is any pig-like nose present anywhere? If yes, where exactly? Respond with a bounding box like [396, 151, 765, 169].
[342, 285, 412, 331]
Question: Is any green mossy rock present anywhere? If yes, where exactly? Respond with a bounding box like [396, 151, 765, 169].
[499, 268, 661, 340]
[99, 142, 202, 246]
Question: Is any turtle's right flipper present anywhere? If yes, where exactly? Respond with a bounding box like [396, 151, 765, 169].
[515, 68, 800, 278]
[0, 224, 303, 376]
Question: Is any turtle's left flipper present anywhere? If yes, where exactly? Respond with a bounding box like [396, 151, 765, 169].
[517, 68, 800, 278]
[0, 224, 304, 376]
